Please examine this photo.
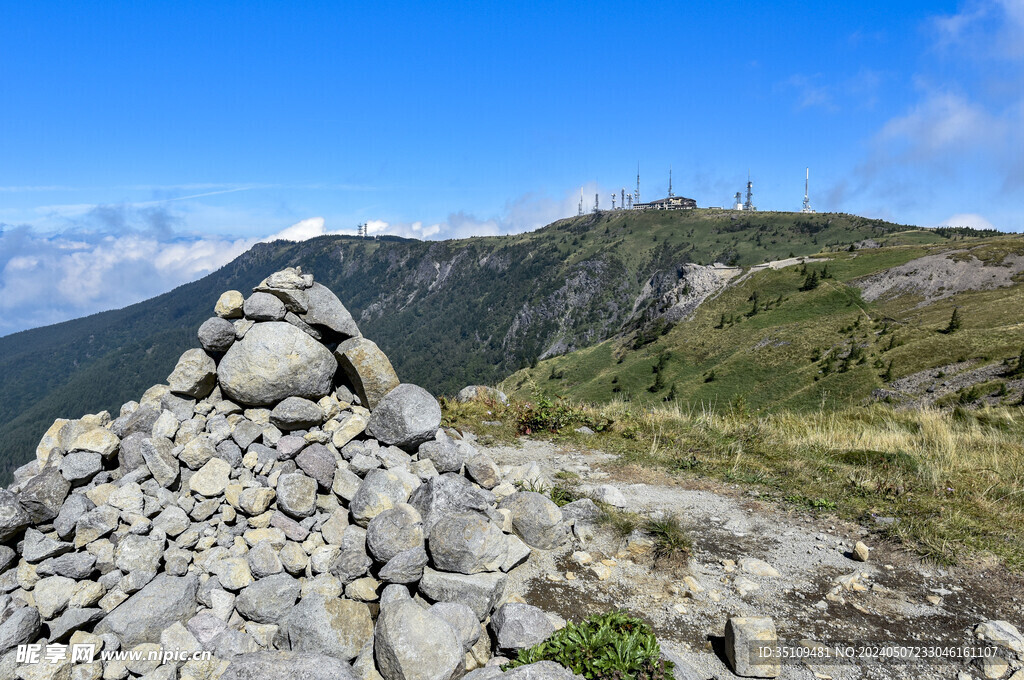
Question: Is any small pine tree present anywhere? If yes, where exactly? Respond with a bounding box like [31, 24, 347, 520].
[883, 360, 894, 382]
[704, 370, 716, 383]
[943, 308, 962, 334]
[649, 371, 665, 393]
[801, 270, 819, 291]
[664, 383, 677, 402]
[715, 313, 726, 329]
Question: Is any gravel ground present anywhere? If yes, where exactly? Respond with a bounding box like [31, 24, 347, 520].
[854, 251, 1024, 305]
[480, 438, 1024, 680]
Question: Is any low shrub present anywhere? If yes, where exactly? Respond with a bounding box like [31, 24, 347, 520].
[505, 610, 674, 680]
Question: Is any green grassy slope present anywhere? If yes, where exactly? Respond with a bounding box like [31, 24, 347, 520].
[503, 235, 1024, 412]
[0, 210, 920, 481]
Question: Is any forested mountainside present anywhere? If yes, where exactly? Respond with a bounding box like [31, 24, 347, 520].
[0, 209, 919, 480]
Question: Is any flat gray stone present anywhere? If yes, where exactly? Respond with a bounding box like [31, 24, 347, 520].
[271, 396, 324, 431]
[59, 451, 103, 484]
[295, 444, 336, 490]
[95, 573, 199, 648]
[244, 292, 287, 321]
[418, 567, 506, 621]
[17, 468, 70, 523]
[167, 348, 217, 398]
[335, 337, 398, 410]
[379, 546, 428, 584]
[300, 282, 360, 340]
[490, 603, 555, 656]
[428, 513, 506, 574]
[221, 651, 359, 680]
[0, 606, 40, 655]
[234, 573, 300, 624]
[498, 492, 567, 550]
[22, 528, 73, 563]
[276, 594, 373, 662]
[366, 384, 442, 451]
[277, 472, 318, 518]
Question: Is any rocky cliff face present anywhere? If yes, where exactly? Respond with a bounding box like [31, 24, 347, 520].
[0, 268, 588, 679]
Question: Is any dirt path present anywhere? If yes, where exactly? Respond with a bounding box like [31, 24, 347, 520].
[479, 438, 1024, 680]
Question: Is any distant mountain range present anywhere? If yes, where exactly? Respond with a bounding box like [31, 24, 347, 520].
[1, 208, 983, 482]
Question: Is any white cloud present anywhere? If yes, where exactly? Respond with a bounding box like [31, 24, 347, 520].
[261, 216, 359, 242]
[360, 186, 589, 241]
[939, 213, 996, 229]
[876, 88, 1006, 161]
[932, 0, 1024, 59]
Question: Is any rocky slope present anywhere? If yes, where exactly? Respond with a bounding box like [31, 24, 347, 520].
[505, 236, 1024, 412]
[0, 269, 598, 680]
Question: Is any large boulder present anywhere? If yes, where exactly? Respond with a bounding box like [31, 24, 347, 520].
[244, 292, 287, 321]
[277, 473, 318, 518]
[198, 317, 237, 352]
[489, 603, 555, 656]
[366, 384, 441, 451]
[271, 397, 324, 431]
[429, 602, 480, 653]
[234, 573, 301, 624]
[276, 594, 373, 662]
[409, 474, 494, 536]
[428, 513, 507, 574]
[335, 338, 399, 410]
[724, 616, 781, 679]
[95, 573, 199, 648]
[0, 606, 41, 655]
[366, 504, 424, 563]
[218, 322, 338, 406]
[222, 651, 359, 680]
[416, 435, 466, 474]
[418, 567, 506, 621]
[17, 468, 71, 523]
[301, 283, 361, 340]
[0, 490, 31, 541]
[374, 599, 462, 680]
[350, 470, 413, 527]
[167, 348, 217, 398]
[498, 492, 567, 550]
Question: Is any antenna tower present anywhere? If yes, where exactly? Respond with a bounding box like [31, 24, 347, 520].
[611, 193, 616, 210]
[578, 189, 584, 217]
[594, 193, 599, 213]
[634, 163, 640, 204]
[621, 188, 625, 209]
[668, 166, 674, 198]
[734, 192, 743, 210]
[743, 171, 756, 211]
[801, 168, 814, 213]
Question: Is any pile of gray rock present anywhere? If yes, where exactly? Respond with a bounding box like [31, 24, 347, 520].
[0, 268, 580, 680]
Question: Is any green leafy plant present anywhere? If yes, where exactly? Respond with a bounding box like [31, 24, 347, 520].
[511, 393, 593, 435]
[505, 610, 675, 680]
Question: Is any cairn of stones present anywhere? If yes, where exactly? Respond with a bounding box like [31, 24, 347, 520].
[0, 268, 585, 680]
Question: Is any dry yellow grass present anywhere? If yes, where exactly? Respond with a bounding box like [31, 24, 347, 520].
[444, 394, 1024, 569]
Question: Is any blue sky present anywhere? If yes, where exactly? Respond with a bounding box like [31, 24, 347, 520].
[2, 1, 1023, 335]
